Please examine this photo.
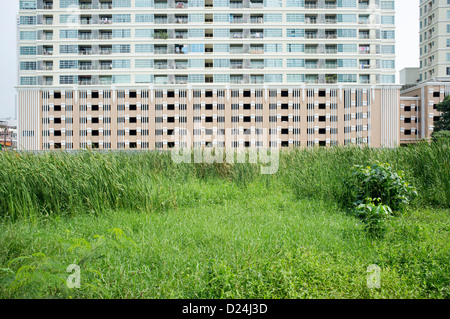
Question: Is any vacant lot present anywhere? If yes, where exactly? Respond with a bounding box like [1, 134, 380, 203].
[0, 143, 449, 298]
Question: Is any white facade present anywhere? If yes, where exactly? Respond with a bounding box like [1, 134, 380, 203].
[17, 0, 396, 86]
[419, 0, 450, 82]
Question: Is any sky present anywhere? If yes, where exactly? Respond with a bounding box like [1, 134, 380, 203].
[0, 0, 420, 119]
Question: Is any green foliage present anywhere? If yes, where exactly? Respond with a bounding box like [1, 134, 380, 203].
[349, 161, 418, 213]
[432, 130, 450, 142]
[433, 95, 450, 132]
[0, 228, 134, 298]
[353, 197, 393, 237]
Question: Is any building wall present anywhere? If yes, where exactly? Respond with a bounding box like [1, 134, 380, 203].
[17, 85, 401, 151]
[400, 81, 450, 144]
[17, 0, 396, 86]
[419, 0, 450, 81]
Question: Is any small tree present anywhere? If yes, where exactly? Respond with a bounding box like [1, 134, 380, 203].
[433, 95, 450, 133]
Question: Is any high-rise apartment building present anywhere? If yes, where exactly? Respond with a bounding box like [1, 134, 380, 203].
[419, 0, 450, 82]
[17, 0, 401, 151]
[399, 0, 450, 144]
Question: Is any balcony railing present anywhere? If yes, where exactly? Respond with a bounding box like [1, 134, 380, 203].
[99, 49, 112, 55]
[155, 64, 168, 69]
[231, 33, 243, 38]
[100, 3, 113, 9]
[305, 33, 318, 39]
[175, 64, 188, 69]
[79, 80, 93, 85]
[79, 65, 93, 70]
[100, 64, 112, 70]
[174, 18, 187, 24]
[100, 34, 112, 39]
[79, 4, 92, 9]
[250, 33, 263, 38]
[230, 63, 243, 69]
[100, 18, 112, 24]
[250, 17, 264, 24]
[43, 4, 53, 9]
[231, 18, 244, 24]
[79, 50, 93, 55]
[79, 34, 92, 40]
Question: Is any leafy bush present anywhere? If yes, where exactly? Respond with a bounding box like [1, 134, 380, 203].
[348, 161, 417, 213]
[353, 197, 392, 237]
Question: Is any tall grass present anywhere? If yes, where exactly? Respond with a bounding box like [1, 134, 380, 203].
[0, 141, 448, 221]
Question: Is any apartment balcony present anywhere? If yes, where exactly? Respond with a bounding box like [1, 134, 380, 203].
[175, 2, 188, 8]
[155, 63, 168, 69]
[154, 1, 168, 9]
[325, 18, 337, 24]
[325, 76, 337, 84]
[359, 1, 369, 9]
[250, 76, 264, 84]
[359, 32, 370, 39]
[99, 80, 112, 85]
[305, 76, 319, 84]
[79, 64, 93, 70]
[360, 63, 371, 69]
[100, 64, 112, 70]
[231, 32, 243, 39]
[79, 4, 93, 10]
[100, 18, 112, 24]
[175, 32, 188, 39]
[325, 32, 337, 39]
[250, 17, 264, 24]
[358, 17, 370, 24]
[99, 33, 112, 39]
[175, 77, 188, 84]
[230, 76, 244, 84]
[43, 65, 53, 71]
[305, 17, 317, 24]
[305, 33, 318, 39]
[99, 49, 112, 55]
[230, 63, 244, 69]
[79, 33, 92, 40]
[100, 3, 113, 9]
[80, 18, 92, 25]
[175, 62, 188, 69]
[360, 79, 371, 84]
[230, 1, 243, 8]
[249, 48, 264, 54]
[231, 17, 244, 24]
[326, 48, 337, 54]
[43, 50, 53, 56]
[79, 49, 93, 55]
[155, 48, 168, 54]
[79, 80, 93, 85]
[43, 3, 53, 10]
[230, 49, 244, 54]
[305, 1, 318, 9]
[324, 2, 337, 9]
[249, 1, 264, 8]
[359, 46, 370, 54]
[305, 63, 318, 69]
[325, 62, 337, 69]
[250, 32, 264, 39]
[174, 17, 188, 24]
[305, 48, 318, 54]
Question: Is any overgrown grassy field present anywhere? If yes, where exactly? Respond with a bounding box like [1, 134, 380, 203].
[0, 142, 449, 298]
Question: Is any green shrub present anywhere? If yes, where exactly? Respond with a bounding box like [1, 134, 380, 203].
[348, 161, 418, 213]
[353, 197, 392, 237]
